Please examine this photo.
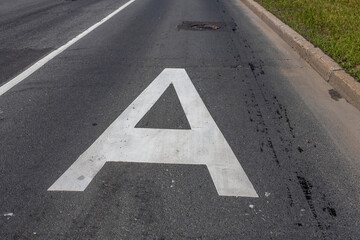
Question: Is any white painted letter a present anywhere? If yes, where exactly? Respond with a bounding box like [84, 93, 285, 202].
[49, 68, 258, 197]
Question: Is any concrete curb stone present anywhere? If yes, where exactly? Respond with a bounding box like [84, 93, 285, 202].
[241, 0, 360, 110]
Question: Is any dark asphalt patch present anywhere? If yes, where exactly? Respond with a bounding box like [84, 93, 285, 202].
[177, 21, 235, 32]
[328, 89, 342, 101]
[191, 24, 220, 31]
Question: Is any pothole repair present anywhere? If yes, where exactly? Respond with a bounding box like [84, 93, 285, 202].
[191, 24, 220, 31]
[178, 21, 228, 31]
[328, 89, 342, 101]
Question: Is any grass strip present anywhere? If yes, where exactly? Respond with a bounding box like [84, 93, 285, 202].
[254, 0, 360, 81]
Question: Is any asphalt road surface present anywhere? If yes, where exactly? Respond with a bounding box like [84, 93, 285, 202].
[1, 0, 360, 239]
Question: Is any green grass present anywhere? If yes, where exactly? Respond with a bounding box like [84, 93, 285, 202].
[254, 0, 360, 81]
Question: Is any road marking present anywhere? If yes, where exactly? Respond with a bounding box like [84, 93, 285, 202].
[0, 0, 136, 97]
[49, 69, 258, 197]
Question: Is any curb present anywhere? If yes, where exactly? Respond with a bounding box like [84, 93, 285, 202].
[241, 0, 360, 110]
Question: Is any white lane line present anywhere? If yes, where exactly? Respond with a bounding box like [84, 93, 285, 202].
[49, 68, 258, 197]
[0, 0, 136, 97]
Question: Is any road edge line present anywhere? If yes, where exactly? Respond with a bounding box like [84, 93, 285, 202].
[241, 0, 360, 111]
[0, 0, 136, 97]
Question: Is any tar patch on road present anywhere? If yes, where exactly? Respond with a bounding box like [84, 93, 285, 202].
[328, 89, 342, 101]
[178, 21, 237, 32]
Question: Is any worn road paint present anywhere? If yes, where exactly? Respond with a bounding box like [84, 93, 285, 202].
[49, 69, 258, 197]
[0, 0, 136, 96]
